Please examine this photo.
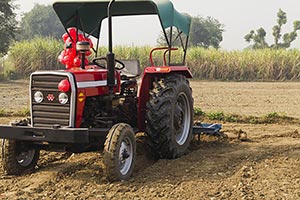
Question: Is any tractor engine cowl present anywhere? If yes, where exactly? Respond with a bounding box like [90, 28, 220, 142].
[30, 69, 120, 128]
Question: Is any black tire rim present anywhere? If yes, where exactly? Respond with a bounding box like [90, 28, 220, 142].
[174, 92, 191, 145]
[16, 149, 36, 167]
[119, 137, 133, 176]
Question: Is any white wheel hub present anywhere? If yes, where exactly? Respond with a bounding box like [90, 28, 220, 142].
[119, 138, 133, 175]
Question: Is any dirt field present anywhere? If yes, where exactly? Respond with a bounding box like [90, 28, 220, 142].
[0, 80, 300, 199]
[191, 81, 300, 118]
[2, 80, 300, 117]
[0, 80, 29, 113]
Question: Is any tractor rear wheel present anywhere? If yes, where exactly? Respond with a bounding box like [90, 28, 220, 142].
[145, 74, 193, 159]
[103, 123, 136, 181]
[2, 139, 40, 175]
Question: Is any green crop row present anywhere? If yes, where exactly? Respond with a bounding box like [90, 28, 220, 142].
[194, 107, 299, 124]
[0, 106, 297, 125]
[2, 37, 300, 81]
[187, 47, 300, 81]
[2, 37, 63, 79]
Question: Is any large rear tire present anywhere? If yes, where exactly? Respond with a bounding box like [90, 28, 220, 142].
[145, 74, 193, 159]
[103, 123, 136, 181]
[2, 139, 40, 175]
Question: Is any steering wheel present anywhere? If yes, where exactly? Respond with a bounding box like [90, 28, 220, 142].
[92, 57, 125, 70]
[115, 59, 125, 70]
[92, 57, 106, 69]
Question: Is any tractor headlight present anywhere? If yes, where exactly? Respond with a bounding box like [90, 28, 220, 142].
[34, 91, 44, 103]
[59, 93, 69, 104]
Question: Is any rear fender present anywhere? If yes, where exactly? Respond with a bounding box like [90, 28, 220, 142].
[138, 66, 192, 131]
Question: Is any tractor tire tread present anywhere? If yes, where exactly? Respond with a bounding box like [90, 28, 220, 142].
[103, 123, 136, 182]
[145, 74, 193, 159]
[2, 140, 39, 175]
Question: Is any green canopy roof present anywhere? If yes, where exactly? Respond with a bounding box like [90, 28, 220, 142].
[53, 0, 191, 38]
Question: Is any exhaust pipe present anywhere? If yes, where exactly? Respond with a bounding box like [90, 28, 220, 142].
[107, 0, 116, 91]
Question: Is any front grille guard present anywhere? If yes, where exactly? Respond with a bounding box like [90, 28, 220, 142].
[29, 71, 77, 128]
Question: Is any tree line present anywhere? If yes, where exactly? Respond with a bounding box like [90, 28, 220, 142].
[244, 9, 300, 49]
[0, 1, 225, 56]
[2, 1, 300, 57]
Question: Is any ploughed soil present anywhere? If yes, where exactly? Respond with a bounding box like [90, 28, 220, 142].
[0, 80, 300, 199]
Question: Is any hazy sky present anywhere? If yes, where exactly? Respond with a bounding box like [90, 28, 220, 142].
[15, 0, 300, 50]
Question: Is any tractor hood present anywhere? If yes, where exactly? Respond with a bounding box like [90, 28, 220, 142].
[53, 0, 191, 37]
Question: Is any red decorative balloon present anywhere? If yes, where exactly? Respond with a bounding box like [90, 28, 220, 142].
[84, 58, 89, 66]
[58, 27, 93, 69]
[68, 27, 77, 40]
[85, 50, 92, 56]
[62, 33, 69, 42]
[65, 48, 76, 58]
[66, 63, 73, 70]
[78, 34, 84, 41]
[73, 56, 81, 67]
[58, 79, 71, 92]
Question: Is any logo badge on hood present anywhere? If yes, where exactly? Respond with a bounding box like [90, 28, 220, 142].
[47, 94, 55, 102]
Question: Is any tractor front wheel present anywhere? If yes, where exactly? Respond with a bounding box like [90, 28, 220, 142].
[103, 123, 136, 181]
[145, 74, 193, 159]
[2, 139, 40, 175]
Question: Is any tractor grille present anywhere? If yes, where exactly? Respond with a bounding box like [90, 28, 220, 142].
[31, 73, 74, 128]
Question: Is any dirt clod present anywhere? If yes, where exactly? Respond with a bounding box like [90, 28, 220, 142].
[1, 81, 300, 199]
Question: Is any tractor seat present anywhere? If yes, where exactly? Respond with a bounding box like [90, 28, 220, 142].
[120, 60, 142, 79]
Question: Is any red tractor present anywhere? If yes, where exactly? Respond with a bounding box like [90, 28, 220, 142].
[0, 0, 195, 181]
